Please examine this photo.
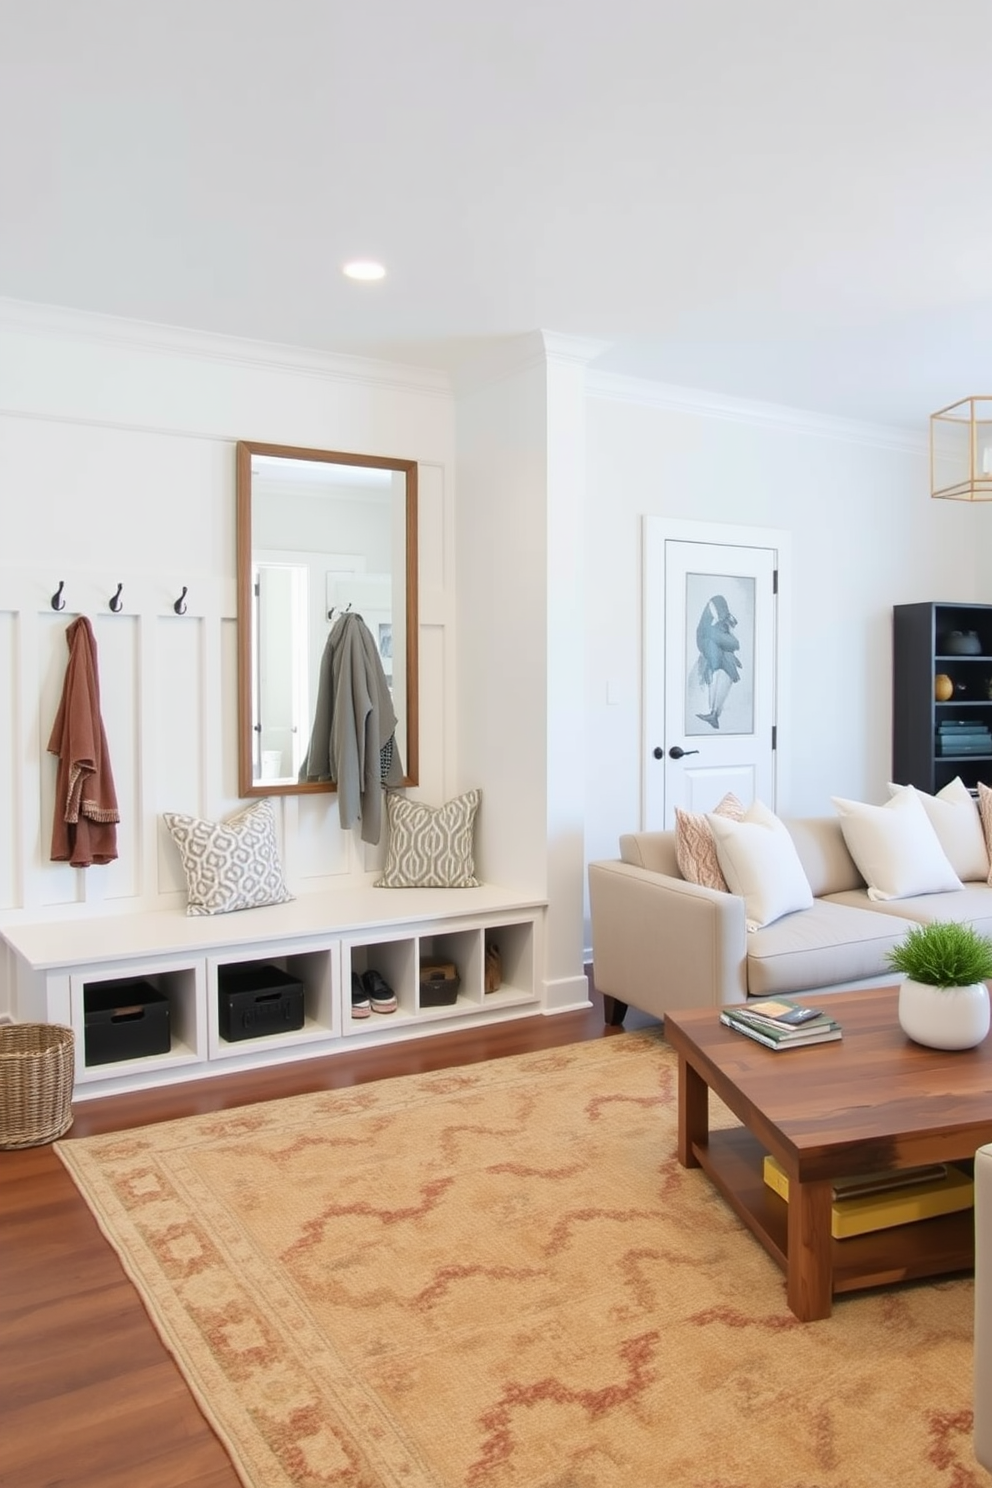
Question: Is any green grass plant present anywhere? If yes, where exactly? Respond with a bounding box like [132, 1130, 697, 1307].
[885, 920, 992, 988]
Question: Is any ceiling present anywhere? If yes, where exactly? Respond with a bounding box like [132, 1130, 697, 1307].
[3, 1, 992, 431]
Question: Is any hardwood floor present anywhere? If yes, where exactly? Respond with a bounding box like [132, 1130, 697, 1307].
[1, 986, 658, 1488]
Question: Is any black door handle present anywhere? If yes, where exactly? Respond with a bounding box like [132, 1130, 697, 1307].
[667, 746, 700, 760]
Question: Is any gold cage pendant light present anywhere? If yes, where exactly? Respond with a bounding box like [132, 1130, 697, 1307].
[931, 397, 992, 500]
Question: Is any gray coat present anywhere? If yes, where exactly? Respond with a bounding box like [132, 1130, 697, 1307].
[298, 613, 404, 844]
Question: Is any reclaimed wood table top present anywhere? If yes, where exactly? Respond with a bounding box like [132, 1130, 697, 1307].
[665, 986, 992, 1179]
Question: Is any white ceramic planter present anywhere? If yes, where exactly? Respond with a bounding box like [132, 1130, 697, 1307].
[897, 978, 991, 1050]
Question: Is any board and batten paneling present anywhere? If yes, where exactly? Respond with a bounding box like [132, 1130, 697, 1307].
[0, 308, 456, 1023]
[0, 559, 446, 934]
[1, 576, 237, 921]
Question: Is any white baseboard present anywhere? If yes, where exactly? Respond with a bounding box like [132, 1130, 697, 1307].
[542, 971, 591, 1012]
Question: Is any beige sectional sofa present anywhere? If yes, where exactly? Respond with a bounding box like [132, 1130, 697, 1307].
[588, 814, 992, 1025]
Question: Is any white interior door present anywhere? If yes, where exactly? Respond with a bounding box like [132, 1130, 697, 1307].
[643, 521, 783, 828]
[255, 563, 309, 780]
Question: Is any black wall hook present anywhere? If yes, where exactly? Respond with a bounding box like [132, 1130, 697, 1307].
[109, 583, 124, 613]
[173, 585, 188, 615]
[51, 580, 66, 611]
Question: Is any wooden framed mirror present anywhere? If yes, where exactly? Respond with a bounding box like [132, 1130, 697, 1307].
[236, 441, 419, 796]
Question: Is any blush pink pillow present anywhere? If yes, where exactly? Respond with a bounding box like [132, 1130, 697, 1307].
[675, 792, 746, 891]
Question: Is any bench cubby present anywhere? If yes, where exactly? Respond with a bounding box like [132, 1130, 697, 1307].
[2, 886, 545, 1097]
[346, 934, 418, 1025]
[208, 942, 336, 1059]
[418, 928, 480, 1008]
[71, 960, 205, 1085]
[340, 915, 539, 1036]
[480, 920, 534, 1003]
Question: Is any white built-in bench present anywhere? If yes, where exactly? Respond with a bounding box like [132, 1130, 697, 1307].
[1, 884, 546, 1098]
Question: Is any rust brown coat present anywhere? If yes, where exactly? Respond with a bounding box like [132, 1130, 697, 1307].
[48, 616, 120, 866]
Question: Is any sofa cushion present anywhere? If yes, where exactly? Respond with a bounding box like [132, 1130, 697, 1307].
[746, 900, 908, 999]
[675, 792, 745, 891]
[824, 883, 992, 938]
[887, 778, 989, 883]
[785, 816, 866, 897]
[708, 799, 814, 930]
[831, 790, 962, 901]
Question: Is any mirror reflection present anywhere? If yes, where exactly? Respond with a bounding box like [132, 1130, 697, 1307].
[237, 442, 418, 798]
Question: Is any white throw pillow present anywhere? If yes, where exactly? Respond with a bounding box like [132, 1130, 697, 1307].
[831, 790, 962, 901]
[163, 799, 294, 916]
[707, 799, 814, 931]
[887, 778, 989, 883]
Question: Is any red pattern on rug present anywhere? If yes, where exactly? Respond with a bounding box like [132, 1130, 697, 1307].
[57, 1033, 981, 1488]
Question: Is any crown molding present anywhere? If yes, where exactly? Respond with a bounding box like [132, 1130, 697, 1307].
[541, 331, 612, 367]
[450, 332, 549, 397]
[0, 298, 930, 452]
[587, 367, 927, 454]
[0, 297, 452, 399]
[452, 329, 612, 398]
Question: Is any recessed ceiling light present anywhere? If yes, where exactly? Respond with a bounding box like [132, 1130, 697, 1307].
[342, 260, 386, 282]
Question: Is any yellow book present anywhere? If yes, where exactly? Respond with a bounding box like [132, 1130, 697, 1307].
[762, 1155, 974, 1239]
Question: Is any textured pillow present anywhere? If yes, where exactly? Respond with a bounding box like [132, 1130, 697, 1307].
[887, 778, 989, 883]
[163, 799, 294, 916]
[831, 790, 962, 902]
[977, 784, 992, 886]
[375, 789, 481, 888]
[707, 799, 814, 931]
[675, 792, 746, 890]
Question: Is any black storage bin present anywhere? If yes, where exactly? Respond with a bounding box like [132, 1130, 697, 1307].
[218, 963, 305, 1042]
[84, 979, 171, 1067]
[419, 961, 461, 1007]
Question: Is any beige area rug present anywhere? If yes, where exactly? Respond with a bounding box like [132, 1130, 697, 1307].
[56, 1032, 981, 1488]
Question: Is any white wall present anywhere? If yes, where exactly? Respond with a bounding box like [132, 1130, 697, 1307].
[0, 304, 456, 952]
[5, 301, 990, 1013]
[583, 378, 992, 893]
[454, 335, 593, 1012]
[454, 346, 550, 898]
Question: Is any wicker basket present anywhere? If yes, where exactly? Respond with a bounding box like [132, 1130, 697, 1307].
[0, 1023, 75, 1148]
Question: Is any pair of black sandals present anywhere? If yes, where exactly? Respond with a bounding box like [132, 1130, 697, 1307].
[351, 969, 397, 1018]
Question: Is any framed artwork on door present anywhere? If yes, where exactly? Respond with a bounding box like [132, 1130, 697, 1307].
[685, 573, 755, 737]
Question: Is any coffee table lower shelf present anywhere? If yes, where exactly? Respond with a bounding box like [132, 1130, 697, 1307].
[696, 1127, 975, 1298]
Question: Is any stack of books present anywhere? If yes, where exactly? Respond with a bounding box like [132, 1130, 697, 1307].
[761, 1154, 974, 1238]
[937, 719, 992, 756]
[720, 996, 842, 1049]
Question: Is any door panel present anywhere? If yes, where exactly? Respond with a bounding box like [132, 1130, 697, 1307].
[643, 524, 780, 828]
[681, 761, 757, 814]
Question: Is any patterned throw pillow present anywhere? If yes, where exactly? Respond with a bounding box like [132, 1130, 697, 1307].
[375, 789, 481, 888]
[674, 792, 746, 891]
[163, 800, 294, 916]
[977, 783, 992, 886]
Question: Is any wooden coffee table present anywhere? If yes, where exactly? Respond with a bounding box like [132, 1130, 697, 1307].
[664, 987, 992, 1320]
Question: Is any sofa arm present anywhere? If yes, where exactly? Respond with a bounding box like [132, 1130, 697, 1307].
[976, 1145, 992, 1470]
[588, 859, 748, 1020]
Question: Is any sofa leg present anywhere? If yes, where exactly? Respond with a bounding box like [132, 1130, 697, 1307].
[603, 995, 628, 1027]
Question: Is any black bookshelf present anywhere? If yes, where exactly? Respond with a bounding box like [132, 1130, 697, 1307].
[893, 601, 992, 794]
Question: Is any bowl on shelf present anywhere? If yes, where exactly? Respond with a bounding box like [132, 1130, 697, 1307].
[944, 630, 983, 655]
